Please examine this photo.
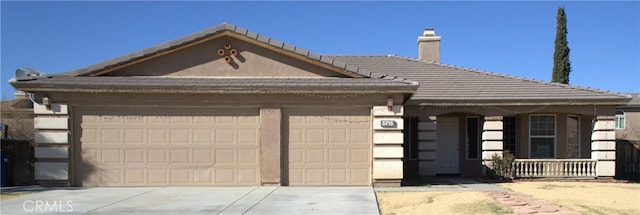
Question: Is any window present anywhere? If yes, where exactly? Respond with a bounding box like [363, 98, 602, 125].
[503, 117, 517, 155]
[530, 115, 555, 158]
[403, 117, 419, 159]
[615, 110, 625, 129]
[466, 117, 479, 159]
[566, 115, 580, 158]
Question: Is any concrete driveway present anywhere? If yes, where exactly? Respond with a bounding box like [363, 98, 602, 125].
[1, 186, 379, 214]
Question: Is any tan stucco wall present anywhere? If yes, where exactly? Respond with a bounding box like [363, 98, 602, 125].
[38, 91, 405, 186]
[105, 36, 349, 78]
[616, 107, 640, 141]
[260, 108, 281, 185]
[36, 92, 403, 108]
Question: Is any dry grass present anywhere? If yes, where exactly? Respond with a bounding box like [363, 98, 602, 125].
[0, 192, 31, 201]
[376, 191, 513, 215]
[499, 181, 640, 215]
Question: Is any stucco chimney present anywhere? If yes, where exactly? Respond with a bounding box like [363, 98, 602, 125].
[417, 28, 441, 63]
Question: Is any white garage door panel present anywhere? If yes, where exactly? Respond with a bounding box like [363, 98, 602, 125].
[286, 109, 371, 186]
[77, 109, 260, 186]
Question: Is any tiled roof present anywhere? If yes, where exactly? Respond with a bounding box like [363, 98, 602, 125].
[62, 23, 383, 79]
[330, 55, 631, 105]
[11, 76, 417, 94]
[8, 22, 630, 105]
[623, 93, 640, 106]
[0, 99, 33, 111]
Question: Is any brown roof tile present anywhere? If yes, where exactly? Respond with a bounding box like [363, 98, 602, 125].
[331, 55, 630, 105]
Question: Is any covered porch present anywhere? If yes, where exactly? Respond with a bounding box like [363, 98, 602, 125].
[402, 105, 617, 180]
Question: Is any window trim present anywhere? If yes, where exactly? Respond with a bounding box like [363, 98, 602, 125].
[615, 110, 626, 130]
[529, 114, 556, 158]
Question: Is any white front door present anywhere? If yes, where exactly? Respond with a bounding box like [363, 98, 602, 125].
[436, 117, 460, 174]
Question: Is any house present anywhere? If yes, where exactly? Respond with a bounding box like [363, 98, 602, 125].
[1, 92, 36, 185]
[9, 23, 631, 187]
[1, 92, 35, 141]
[615, 93, 640, 141]
[615, 93, 640, 179]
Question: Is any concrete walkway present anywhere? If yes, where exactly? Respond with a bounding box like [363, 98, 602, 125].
[374, 178, 509, 192]
[0, 186, 379, 215]
[375, 178, 581, 215]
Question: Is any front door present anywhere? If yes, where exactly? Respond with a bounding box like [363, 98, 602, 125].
[436, 117, 460, 174]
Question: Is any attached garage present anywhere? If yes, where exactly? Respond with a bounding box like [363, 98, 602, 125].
[284, 109, 371, 186]
[75, 108, 260, 186]
[12, 23, 415, 187]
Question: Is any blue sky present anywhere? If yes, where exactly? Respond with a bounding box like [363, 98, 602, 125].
[2, 1, 639, 99]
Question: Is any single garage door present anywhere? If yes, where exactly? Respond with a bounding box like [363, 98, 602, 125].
[75, 108, 260, 186]
[285, 109, 371, 186]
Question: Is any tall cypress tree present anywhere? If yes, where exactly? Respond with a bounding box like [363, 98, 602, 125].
[552, 7, 571, 84]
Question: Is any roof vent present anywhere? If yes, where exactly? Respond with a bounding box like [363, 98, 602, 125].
[14, 67, 46, 80]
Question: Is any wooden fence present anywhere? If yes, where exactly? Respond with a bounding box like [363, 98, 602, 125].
[616, 140, 640, 180]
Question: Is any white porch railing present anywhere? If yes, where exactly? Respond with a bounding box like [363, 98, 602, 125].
[512, 159, 597, 178]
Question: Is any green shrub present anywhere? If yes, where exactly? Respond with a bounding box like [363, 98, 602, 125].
[487, 150, 515, 180]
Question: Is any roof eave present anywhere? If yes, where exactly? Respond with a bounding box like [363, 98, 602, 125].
[12, 85, 417, 95]
[408, 99, 631, 107]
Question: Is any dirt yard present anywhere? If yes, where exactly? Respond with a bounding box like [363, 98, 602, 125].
[499, 181, 640, 215]
[376, 191, 513, 215]
[0, 192, 31, 201]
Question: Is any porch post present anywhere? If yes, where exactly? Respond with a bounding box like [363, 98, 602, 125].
[591, 115, 616, 177]
[418, 116, 437, 177]
[372, 105, 404, 187]
[482, 116, 503, 176]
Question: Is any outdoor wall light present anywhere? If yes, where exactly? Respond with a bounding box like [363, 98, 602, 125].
[387, 97, 393, 111]
[42, 96, 51, 110]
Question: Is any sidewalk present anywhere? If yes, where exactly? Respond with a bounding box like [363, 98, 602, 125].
[374, 177, 509, 192]
[374, 177, 581, 215]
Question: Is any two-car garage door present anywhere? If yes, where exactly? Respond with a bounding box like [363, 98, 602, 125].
[76, 109, 260, 186]
[75, 108, 371, 186]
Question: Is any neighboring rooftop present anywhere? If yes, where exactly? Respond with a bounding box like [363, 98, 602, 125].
[620, 93, 640, 107]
